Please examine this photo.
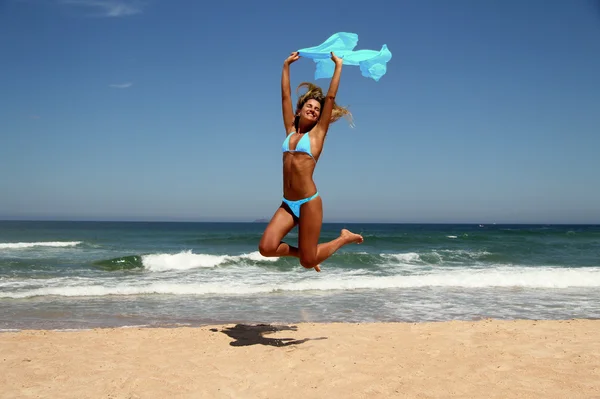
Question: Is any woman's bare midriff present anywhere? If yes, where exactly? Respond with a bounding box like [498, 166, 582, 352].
[282, 153, 317, 200]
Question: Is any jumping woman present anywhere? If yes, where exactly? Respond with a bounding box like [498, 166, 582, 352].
[258, 51, 364, 272]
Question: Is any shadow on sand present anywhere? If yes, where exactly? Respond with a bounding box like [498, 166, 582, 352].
[214, 324, 328, 347]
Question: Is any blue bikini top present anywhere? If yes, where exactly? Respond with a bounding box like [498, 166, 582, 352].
[282, 131, 314, 159]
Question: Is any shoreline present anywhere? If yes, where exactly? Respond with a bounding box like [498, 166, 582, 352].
[2, 319, 599, 398]
[2, 315, 598, 334]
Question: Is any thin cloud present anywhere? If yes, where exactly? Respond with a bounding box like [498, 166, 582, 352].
[58, 0, 144, 17]
[109, 82, 133, 89]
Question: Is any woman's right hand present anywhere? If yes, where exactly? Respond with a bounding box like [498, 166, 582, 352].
[284, 52, 300, 66]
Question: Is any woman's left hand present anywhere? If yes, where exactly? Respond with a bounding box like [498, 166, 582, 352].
[330, 52, 343, 66]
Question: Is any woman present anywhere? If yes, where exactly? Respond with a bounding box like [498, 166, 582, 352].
[258, 51, 364, 272]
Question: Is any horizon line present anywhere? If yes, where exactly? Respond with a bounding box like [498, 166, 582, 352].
[1, 218, 598, 226]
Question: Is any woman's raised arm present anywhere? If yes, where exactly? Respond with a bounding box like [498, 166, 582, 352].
[315, 52, 343, 136]
[281, 52, 300, 133]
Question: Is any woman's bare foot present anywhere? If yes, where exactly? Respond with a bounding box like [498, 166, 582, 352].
[340, 229, 364, 244]
[302, 230, 361, 273]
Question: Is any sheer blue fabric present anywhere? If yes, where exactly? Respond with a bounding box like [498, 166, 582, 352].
[298, 32, 392, 81]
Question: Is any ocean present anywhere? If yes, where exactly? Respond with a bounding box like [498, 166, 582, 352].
[1, 221, 599, 331]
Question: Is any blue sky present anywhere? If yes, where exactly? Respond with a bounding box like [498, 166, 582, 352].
[1, 0, 599, 223]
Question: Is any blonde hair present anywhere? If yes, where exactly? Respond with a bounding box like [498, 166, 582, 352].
[294, 82, 354, 129]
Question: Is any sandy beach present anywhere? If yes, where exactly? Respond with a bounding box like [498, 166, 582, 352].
[1, 319, 599, 398]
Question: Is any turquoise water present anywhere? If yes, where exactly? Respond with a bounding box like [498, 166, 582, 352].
[1, 221, 599, 330]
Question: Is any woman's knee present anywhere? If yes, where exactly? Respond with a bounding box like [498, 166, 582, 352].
[258, 238, 278, 257]
[299, 250, 318, 269]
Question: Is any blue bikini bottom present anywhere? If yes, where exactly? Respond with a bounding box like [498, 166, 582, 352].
[282, 192, 319, 219]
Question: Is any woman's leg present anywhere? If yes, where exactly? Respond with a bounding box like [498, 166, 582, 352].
[297, 196, 363, 270]
[258, 204, 298, 258]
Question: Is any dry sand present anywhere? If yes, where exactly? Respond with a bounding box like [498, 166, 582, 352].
[1, 319, 599, 398]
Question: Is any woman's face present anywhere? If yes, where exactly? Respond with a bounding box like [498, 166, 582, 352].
[299, 99, 321, 124]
